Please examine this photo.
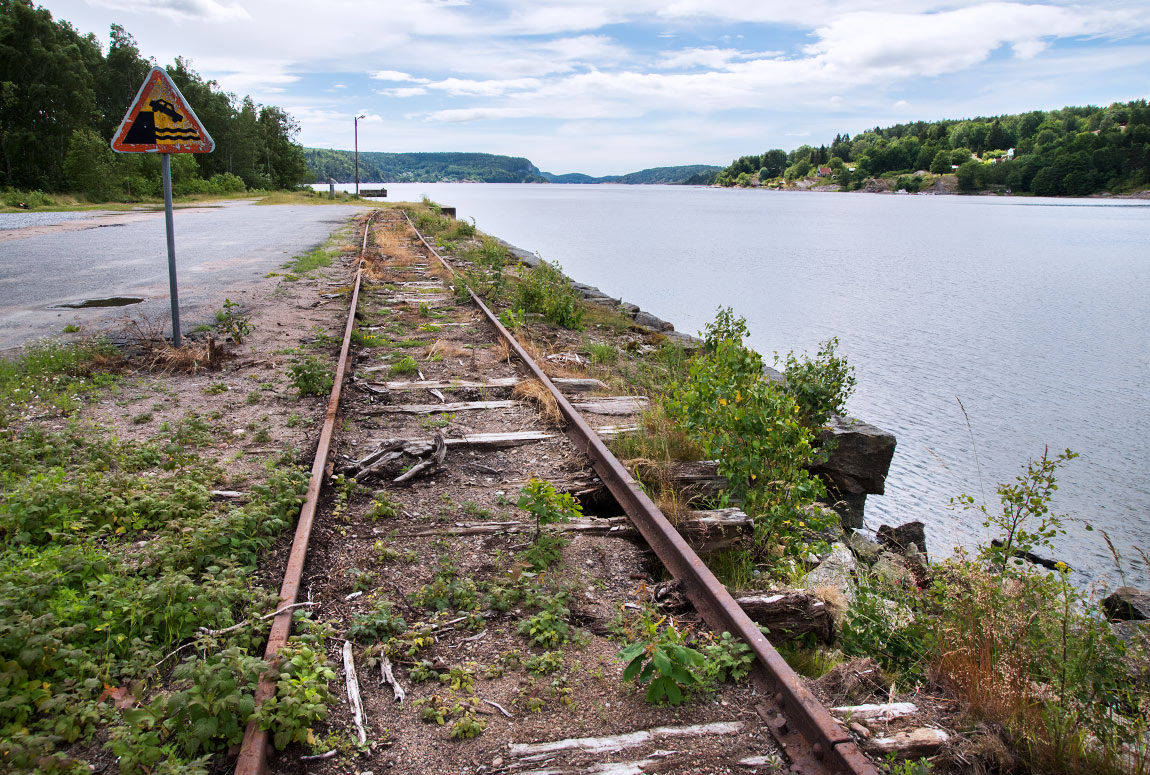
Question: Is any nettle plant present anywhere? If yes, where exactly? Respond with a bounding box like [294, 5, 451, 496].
[670, 309, 831, 565]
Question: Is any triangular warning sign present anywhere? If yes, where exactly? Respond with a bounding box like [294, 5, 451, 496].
[111, 67, 215, 154]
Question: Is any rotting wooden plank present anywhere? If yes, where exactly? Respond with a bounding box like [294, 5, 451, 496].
[593, 425, 639, 439]
[363, 400, 515, 415]
[404, 508, 752, 539]
[865, 728, 949, 759]
[365, 376, 608, 393]
[571, 396, 649, 415]
[507, 721, 744, 757]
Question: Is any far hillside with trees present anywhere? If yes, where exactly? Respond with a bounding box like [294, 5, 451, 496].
[714, 101, 1150, 196]
[0, 1, 311, 204]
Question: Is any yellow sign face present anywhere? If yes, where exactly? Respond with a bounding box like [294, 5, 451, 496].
[111, 67, 215, 153]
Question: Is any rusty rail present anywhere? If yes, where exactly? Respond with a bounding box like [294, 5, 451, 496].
[405, 211, 878, 775]
[234, 210, 376, 775]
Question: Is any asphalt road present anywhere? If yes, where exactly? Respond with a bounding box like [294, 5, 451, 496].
[0, 200, 363, 352]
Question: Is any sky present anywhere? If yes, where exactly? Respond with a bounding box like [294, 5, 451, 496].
[48, 0, 1150, 176]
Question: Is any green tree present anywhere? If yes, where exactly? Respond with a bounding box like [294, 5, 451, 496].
[62, 128, 115, 200]
[929, 149, 952, 175]
[955, 160, 985, 191]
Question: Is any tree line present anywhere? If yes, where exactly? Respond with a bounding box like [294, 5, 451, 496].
[714, 100, 1150, 196]
[0, 0, 309, 201]
[305, 149, 547, 184]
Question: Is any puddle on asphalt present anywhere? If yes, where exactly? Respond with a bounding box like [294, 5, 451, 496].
[54, 297, 144, 309]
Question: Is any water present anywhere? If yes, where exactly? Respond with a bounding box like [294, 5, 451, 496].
[324, 182, 1150, 589]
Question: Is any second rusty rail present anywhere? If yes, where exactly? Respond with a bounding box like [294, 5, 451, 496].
[405, 211, 878, 775]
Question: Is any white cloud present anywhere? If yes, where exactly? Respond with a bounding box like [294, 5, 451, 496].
[88, 0, 250, 22]
[370, 70, 429, 83]
[426, 77, 542, 96]
[379, 86, 430, 98]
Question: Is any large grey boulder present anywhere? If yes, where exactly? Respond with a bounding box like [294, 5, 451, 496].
[1102, 587, 1150, 621]
[810, 415, 897, 495]
[633, 310, 674, 331]
[803, 542, 858, 606]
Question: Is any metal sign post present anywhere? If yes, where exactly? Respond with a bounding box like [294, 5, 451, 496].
[110, 67, 215, 348]
[160, 154, 181, 345]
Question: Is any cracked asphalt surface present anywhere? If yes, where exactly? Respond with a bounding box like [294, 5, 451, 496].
[0, 199, 363, 352]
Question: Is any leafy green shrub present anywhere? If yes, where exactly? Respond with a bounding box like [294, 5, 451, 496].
[215, 299, 253, 344]
[258, 641, 337, 750]
[518, 607, 572, 648]
[840, 580, 932, 683]
[367, 492, 401, 520]
[3, 189, 56, 208]
[777, 336, 856, 428]
[413, 561, 479, 612]
[952, 447, 1076, 572]
[698, 631, 755, 684]
[513, 260, 584, 330]
[516, 478, 582, 570]
[618, 619, 705, 706]
[499, 307, 526, 330]
[348, 601, 407, 644]
[670, 309, 828, 569]
[288, 356, 333, 396]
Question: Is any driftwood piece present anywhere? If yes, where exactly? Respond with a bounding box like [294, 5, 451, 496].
[830, 702, 918, 722]
[507, 721, 744, 757]
[865, 727, 949, 759]
[380, 652, 405, 703]
[393, 433, 446, 484]
[342, 641, 368, 745]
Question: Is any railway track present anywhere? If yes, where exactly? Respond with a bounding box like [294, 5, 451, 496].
[236, 208, 880, 775]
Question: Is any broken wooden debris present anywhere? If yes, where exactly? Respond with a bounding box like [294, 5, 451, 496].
[593, 425, 639, 439]
[342, 641, 367, 745]
[393, 432, 446, 483]
[830, 702, 918, 722]
[340, 431, 554, 480]
[507, 720, 744, 757]
[865, 727, 949, 760]
[379, 652, 405, 703]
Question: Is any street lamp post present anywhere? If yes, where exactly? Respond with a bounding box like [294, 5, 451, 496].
[354, 114, 366, 196]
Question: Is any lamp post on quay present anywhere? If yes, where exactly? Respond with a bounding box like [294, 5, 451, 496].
[355, 114, 366, 196]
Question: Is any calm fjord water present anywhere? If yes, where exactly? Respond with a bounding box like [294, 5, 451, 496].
[351, 183, 1150, 588]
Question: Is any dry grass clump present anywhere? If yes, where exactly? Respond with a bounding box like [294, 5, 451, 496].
[427, 339, 466, 360]
[147, 338, 224, 374]
[373, 222, 422, 267]
[928, 559, 1149, 775]
[493, 336, 510, 363]
[609, 403, 703, 464]
[512, 377, 563, 427]
[124, 317, 223, 373]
